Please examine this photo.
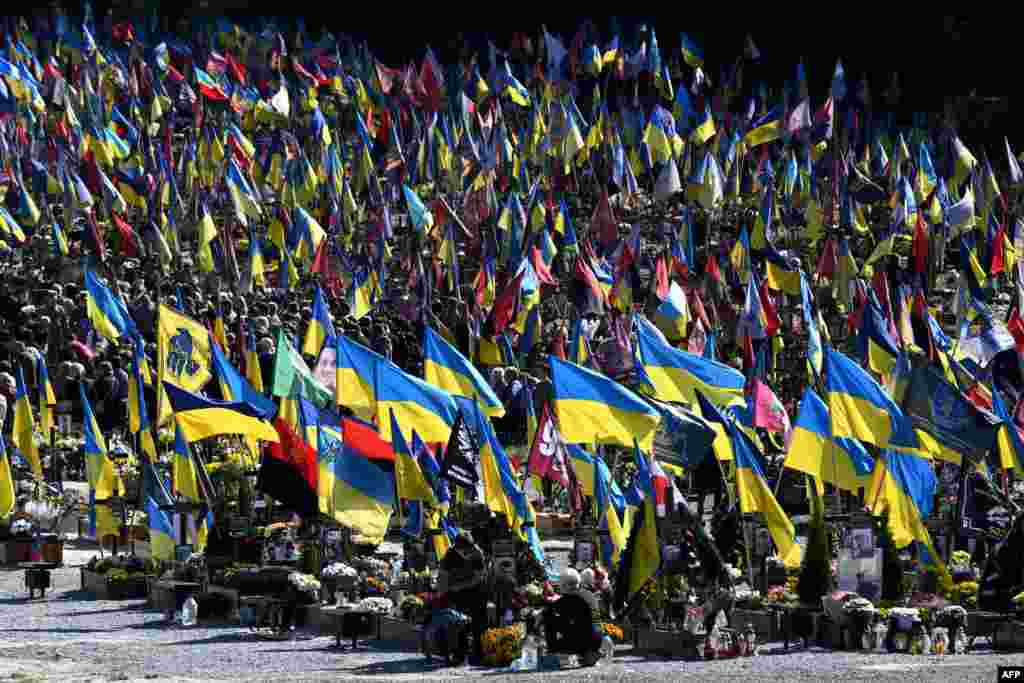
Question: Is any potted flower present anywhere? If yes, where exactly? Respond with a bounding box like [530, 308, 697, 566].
[481, 623, 525, 667]
[949, 551, 976, 583]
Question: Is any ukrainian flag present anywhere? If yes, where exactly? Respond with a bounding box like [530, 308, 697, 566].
[332, 422, 395, 542]
[728, 410, 802, 568]
[592, 446, 628, 567]
[416, 431, 450, 509]
[857, 295, 900, 376]
[37, 356, 56, 438]
[991, 382, 1024, 472]
[568, 318, 593, 367]
[389, 410, 439, 505]
[336, 334, 389, 422]
[783, 388, 875, 492]
[52, 222, 69, 257]
[458, 397, 537, 557]
[89, 491, 120, 545]
[210, 333, 276, 419]
[636, 317, 745, 409]
[653, 281, 691, 340]
[616, 441, 662, 606]
[302, 286, 335, 357]
[376, 362, 458, 444]
[423, 326, 505, 418]
[0, 435, 15, 517]
[13, 368, 42, 480]
[690, 105, 716, 145]
[550, 355, 661, 451]
[743, 106, 783, 149]
[86, 269, 135, 341]
[80, 384, 124, 499]
[245, 328, 264, 394]
[679, 32, 705, 68]
[145, 493, 176, 561]
[824, 346, 906, 449]
[730, 227, 751, 284]
[171, 420, 202, 503]
[163, 382, 279, 445]
[866, 449, 947, 575]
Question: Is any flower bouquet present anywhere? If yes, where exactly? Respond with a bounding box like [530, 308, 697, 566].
[356, 597, 393, 615]
[482, 623, 525, 667]
[288, 572, 321, 602]
[364, 576, 388, 596]
[600, 622, 625, 643]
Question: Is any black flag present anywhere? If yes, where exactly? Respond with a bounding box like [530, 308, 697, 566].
[440, 408, 479, 491]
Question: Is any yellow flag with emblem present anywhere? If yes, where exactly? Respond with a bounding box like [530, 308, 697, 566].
[156, 304, 213, 426]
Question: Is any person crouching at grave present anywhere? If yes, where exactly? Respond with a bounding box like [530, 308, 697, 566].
[422, 571, 472, 665]
[440, 531, 488, 664]
[543, 568, 609, 666]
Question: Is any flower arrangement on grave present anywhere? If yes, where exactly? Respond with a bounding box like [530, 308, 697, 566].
[364, 576, 388, 595]
[288, 572, 321, 598]
[481, 623, 525, 667]
[322, 563, 357, 579]
[600, 622, 625, 642]
[356, 597, 393, 614]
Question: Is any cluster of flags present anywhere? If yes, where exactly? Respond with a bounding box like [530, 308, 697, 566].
[4, 8, 1023, 605]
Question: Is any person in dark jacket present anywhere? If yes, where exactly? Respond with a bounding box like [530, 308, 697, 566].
[440, 531, 488, 663]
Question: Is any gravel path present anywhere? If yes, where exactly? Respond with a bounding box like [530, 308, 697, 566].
[1, 544, 1022, 682]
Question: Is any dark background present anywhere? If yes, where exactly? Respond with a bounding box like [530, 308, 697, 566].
[89, 4, 1016, 150]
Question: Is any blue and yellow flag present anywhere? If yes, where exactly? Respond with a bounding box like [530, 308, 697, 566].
[376, 362, 458, 444]
[211, 333, 276, 418]
[636, 316, 745, 409]
[171, 419, 202, 503]
[783, 388, 875, 492]
[423, 326, 505, 417]
[80, 384, 124, 499]
[653, 281, 691, 340]
[991, 382, 1024, 472]
[619, 440, 662, 602]
[13, 368, 42, 480]
[389, 410, 438, 505]
[164, 382, 279, 445]
[36, 356, 56, 439]
[332, 421, 395, 542]
[145, 491, 177, 561]
[0, 435, 15, 518]
[866, 449, 947, 577]
[824, 346, 910, 449]
[857, 293, 900, 376]
[335, 334, 389, 422]
[726, 402, 802, 568]
[550, 355, 661, 451]
[85, 269, 135, 341]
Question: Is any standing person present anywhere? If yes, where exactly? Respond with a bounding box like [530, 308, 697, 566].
[440, 531, 488, 664]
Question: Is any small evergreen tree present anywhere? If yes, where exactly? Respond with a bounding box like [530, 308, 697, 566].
[798, 477, 834, 606]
